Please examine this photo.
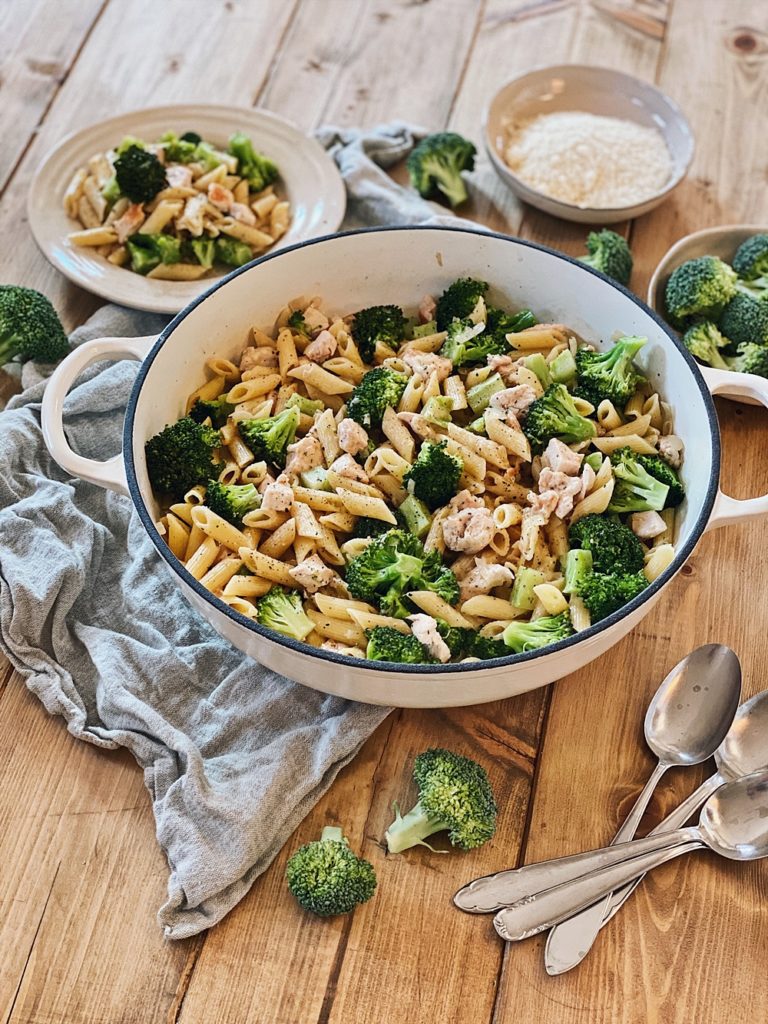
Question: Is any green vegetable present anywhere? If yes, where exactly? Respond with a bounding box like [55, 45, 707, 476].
[351, 516, 396, 540]
[190, 237, 216, 269]
[285, 392, 324, 416]
[145, 416, 220, 499]
[728, 341, 768, 378]
[575, 335, 646, 407]
[0, 285, 69, 365]
[101, 176, 121, 205]
[422, 395, 454, 422]
[397, 493, 432, 539]
[563, 548, 593, 595]
[732, 234, 768, 281]
[214, 237, 253, 268]
[287, 310, 309, 337]
[412, 320, 437, 338]
[485, 305, 537, 340]
[502, 612, 574, 653]
[579, 571, 648, 622]
[637, 454, 684, 507]
[583, 451, 603, 473]
[465, 633, 507, 660]
[439, 318, 496, 367]
[159, 131, 198, 163]
[665, 256, 737, 326]
[608, 447, 670, 514]
[255, 585, 314, 641]
[510, 566, 547, 611]
[126, 233, 181, 274]
[237, 406, 299, 467]
[549, 348, 577, 384]
[568, 514, 644, 575]
[523, 383, 597, 453]
[385, 748, 497, 853]
[347, 367, 409, 429]
[406, 132, 477, 208]
[579, 229, 633, 286]
[188, 394, 236, 428]
[228, 130, 279, 192]
[467, 372, 505, 414]
[114, 145, 167, 203]
[286, 825, 377, 917]
[682, 321, 730, 369]
[366, 626, 435, 664]
[351, 304, 408, 362]
[297, 467, 329, 491]
[719, 293, 768, 347]
[115, 135, 145, 155]
[403, 439, 463, 511]
[523, 352, 552, 389]
[435, 278, 489, 331]
[205, 479, 262, 524]
[467, 416, 487, 435]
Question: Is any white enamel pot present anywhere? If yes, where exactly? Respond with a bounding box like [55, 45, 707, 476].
[40, 227, 768, 708]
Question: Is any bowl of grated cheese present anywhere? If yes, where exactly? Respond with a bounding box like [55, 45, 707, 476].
[484, 65, 694, 224]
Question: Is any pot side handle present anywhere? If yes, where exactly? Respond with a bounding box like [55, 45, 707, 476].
[700, 365, 768, 530]
[41, 335, 156, 497]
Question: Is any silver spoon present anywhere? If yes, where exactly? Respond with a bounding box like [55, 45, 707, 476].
[493, 769, 768, 943]
[454, 644, 741, 915]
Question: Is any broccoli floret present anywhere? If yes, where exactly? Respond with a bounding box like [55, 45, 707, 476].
[579, 229, 633, 286]
[214, 237, 253, 268]
[719, 293, 768, 347]
[682, 321, 730, 369]
[115, 135, 145, 155]
[575, 336, 646, 407]
[385, 748, 497, 853]
[563, 548, 593, 595]
[735, 276, 768, 302]
[435, 278, 489, 331]
[637, 454, 685, 507]
[237, 406, 299, 468]
[285, 392, 324, 416]
[438, 317, 508, 367]
[347, 367, 409, 429]
[287, 310, 309, 337]
[159, 131, 198, 163]
[113, 144, 167, 203]
[228, 131, 279, 192]
[205, 479, 262, 524]
[255, 585, 313, 641]
[145, 416, 220, 499]
[665, 256, 737, 326]
[365, 626, 435, 664]
[351, 516, 398, 540]
[728, 341, 768, 378]
[523, 383, 597, 453]
[403, 440, 462, 511]
[0, 285, 69, 364]
[189, 394, 236, 428]
[568, 514, 644, 575]
[502, 612, 574, 653]
[351, 304, 408, 362]
[406, 132, 477, 208]
[466, 633, 507, 660]
[607, 447, 670, 513]
[126, 233, 181, 274]
[101, 176, 121, 205]
[190, 237, 216, 269]
[485, 305, 537, 340]
[345, 529, 459, 619]
[434, 623, 504, 661]
[732, 234, 768, 281]
[579, 571, 649, 622]
[286, 825, 376, 917]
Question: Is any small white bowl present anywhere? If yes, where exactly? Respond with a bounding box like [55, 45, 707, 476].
[483, 64, 694, 224]
[27, 104, 346, 314]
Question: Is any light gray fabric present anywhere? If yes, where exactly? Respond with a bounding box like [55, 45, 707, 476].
[0, 122, 462, 939]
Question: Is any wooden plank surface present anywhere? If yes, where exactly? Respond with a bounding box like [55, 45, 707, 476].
[0, 1, 767, 1022]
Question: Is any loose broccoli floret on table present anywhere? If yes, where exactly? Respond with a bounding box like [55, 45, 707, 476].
[719, 293, 768, 348]
[665, 256, 737, 326]
[228, 130, 279, 192]
[114, 144, 167, 203]
[435, 278, 489, 331]
[385, 748, 497, 853]
[568, 514, 645, 575]
[502, 612, 574, 653]
[523, 383, 597, 453]
[682, 320, 730, 369]
[732, 234, 768, 281]
[406, 132, 477, 208]
[286, 825, 377, 916]
[579, 229, 633, 286]
[205, 480, 262, 524]
[238, 406, 299, 468]
[255, 585, 314, 641]
[351, 304, 408, 362]
[126, 233, 181, 274]
[575, 335, 646, 407]
[347, 367, 409, 429]
[728, 341, 768, 378]
[145, 416, 220, 499]
[366, 626, 435, 664]
[637, 454, 685, 507]
[403, 440, 462, 510]
[579, 570, 649, 622]
[608, 447, 670, 513]
[189, 394, 236, 428]
[0, 285, 69, 365]
[214, 237, 253, 268]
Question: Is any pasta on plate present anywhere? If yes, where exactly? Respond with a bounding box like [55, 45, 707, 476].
[145, 277, 686, 667]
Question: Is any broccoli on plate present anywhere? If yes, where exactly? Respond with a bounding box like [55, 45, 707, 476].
[205, 480, 262, 524]
[351, 305, 408, 362]
[347, 367, 409, 429]
[732, 234, 768, 281]
[237, 406, 299, 468]
[214, 237, 253, 268]
[523, 383, 597, 453]
[575, 335, 646, 407]
[664, 256, 737, 326]
[403, 440, 462, 510]
[126, 233, 182, 275]
[0, 285, 69, 365]
[113, 144, 167, 203]
[719, 293, 768, 348]
[145, 416, 220, 499]
[365, 626, 435, 664]
[286, 826, 376, 916]
[729, 341, 768, 378]
[579, 229, 633, 286]
[502, 612, 574, 653]
[607, 447, 670, 514]
[682, 321, 730, 369]
[568, 514, 645, 575]
[228, 131, 279, 192]
[255, 586, 314, 641]
[406, 132, 477, 208]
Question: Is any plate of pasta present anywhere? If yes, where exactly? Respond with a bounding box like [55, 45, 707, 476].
[40, 227, 768, 707]
[27, 104, 345, 314]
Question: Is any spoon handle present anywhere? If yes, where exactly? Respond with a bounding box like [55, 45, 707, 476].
[494, 837, 702, 943]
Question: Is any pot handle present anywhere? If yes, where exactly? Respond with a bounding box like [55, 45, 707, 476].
[700, 365, 768, 530]
[41, 335, 156, 496]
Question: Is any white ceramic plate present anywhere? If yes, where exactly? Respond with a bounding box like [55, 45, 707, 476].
[27, 104, 346, 314]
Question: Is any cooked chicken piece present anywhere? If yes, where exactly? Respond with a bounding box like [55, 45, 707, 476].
[630, 510, 667, 539]
[442, 505, 495, 554]
[240, 345, 278, 371]
[337, 418, 369, 456]
[321, 640, 366, 658]
[329, 453, 369, 483]
[459, 558, 514, 603]
[230, 202, 257, 225]
[487, 354, 519, 383]
[304, 329, 337, 363]
[579, 462, 596, 499]
[489, 384, 538, 420]
[257, 473, 275, 494]
[175, 193, 208, 237]
[288, 553, 337, 594]
[207, 182, 234, 212]
[113, 202, 145, 243]
[448, 489, 484, 513]
[418, 294, 437, 324]
[285, 435, 324, 476]
[261, 473, 294, 511]
[402, 349, 453, 382]
[165, 164, 193, 189]
[544, 437, 583, 476]
[659, 434, 684, 469]
[409, 614, 451, 664]
[536, 467, 583, 519]
[302, 306, 329, 335]
[525, 489, 559, 525]
[397, 412, 438, 440]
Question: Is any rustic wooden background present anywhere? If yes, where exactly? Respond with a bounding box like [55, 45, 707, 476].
[1, 1, 767, 1022]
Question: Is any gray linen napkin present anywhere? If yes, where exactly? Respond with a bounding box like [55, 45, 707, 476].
[0, 122, 468, 938]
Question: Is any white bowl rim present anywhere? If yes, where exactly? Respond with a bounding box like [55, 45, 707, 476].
[482, 62, 695, 216]
[123, 224, 720, 675]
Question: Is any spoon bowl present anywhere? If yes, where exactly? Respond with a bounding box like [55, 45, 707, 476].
[700, 770, 768, 860]
[716, 690, 768, 780]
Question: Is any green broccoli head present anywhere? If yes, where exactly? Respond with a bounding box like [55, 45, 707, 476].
[728, 341, 768, 378]
[286, 826, 376, 916]
[719, 293, 768, 348]
[228, 131, 279, 192]
[205, 479, 262, 524]
[287, 310, 310, 337]
[126, 233, 182, 274]
[579, 229, 633, 286]
[0, 285, 69, 364]
[159, 131, 198, 163]
[466, 633, 507, 660]
[502, 612, 574, 653]
[665, 256, 737, 326]
[189, 395, 236, 428]
[114, 144, 167, 203]
[682, 320, 730, 369]
[403, 440, 463, 511]
[637, 454, 685, 507]
[351, 304, 408, 362]
[237, 406, 299, 468]
[435, 278, 489, 331]
[732, 234, 768, 281]
[365, 626, 435, 664]
[523, 383, 597, 453]
[406, 132, 477, 208]
[607, 447, 670, 514]
[485, 305, 537, 340]
[145, 416, 220, 499]
[439, 317, 506, 367]
[190, 237, 216, 269]
[385, 748, 497, 853]
[579, 571, 649, 622]
[347, 367, 409, 429]
[255, 585, 314, 641]
[351, 516, 400, 540]
[568, 514, 645, 575]
[575, 336, 646, 407]
[435, 622, 474, 659]
[214, 237, 253, 268]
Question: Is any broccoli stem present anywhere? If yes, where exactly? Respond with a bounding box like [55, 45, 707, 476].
[384, 801, 447, 854]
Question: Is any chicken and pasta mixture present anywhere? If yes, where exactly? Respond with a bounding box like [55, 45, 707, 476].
[145, 278, 685, 666]
[63, 130, 289, 279]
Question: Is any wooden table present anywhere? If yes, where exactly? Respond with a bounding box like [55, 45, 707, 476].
[1, 1, 767, 1021]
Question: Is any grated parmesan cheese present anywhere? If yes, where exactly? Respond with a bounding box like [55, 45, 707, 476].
[504, 111, 672, 209]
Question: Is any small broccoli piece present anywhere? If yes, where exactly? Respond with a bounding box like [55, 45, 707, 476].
[366, 626, 435, 664]
[728, 341, 768, 378]
[523, 383, 597, 453]
[101, 176, 121, 205]
[0, 285, 69, 365]
[286, 825, 376, 916]
[719, 293, 768, 348]
[347, 367, 409, 429]
[287, 310, 309, 337]
[205, 479, 262, 524]
[189, 394, 236, 428]
[126, 233, 181, 275]
[351, 304, 408, 362]
[438, 317, 507, 367]
[682, 321, 730, 369]
[579, 571, 649, 622]
[228, 130, 279, 192]
[637, 454, 685, 507]
[502, 612, 574, 653]
[285, 392, 324, 416]
[607, 447, 670, 514]
[255, 585, 314, 641]
[735, 276, 768, 302]
[733, 234, 768, 281]
[214, 237, 253, 268]
[485, 305, 537, 341]
[115, 135, 145, 155]
[345, 529, 459, 619]
[568, 514, 645, 575]
[403, 440, 462, 511]
[190, 237, 216, 269]
[563, 548, 593, 595]
[422, 395, 455, 422]
[466, 633, 507, 660]
[579, 229, 633, 286]
[113, 144, 167, 203]
[575, 335, 646, 407]
[406, 132, 477, 208]
[145, 416, 220, 499]
[351, 516, 398, 540]
[385, 748, 497, 854]
[435, 622, 474, 659]
[238, 406, 299, 468]
[435, 278, 489, 331]
[159, 131, 198, 163]
[665, 256, 737, 326]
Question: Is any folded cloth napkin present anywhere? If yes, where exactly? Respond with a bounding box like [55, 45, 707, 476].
[0, 122, 466, 939]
